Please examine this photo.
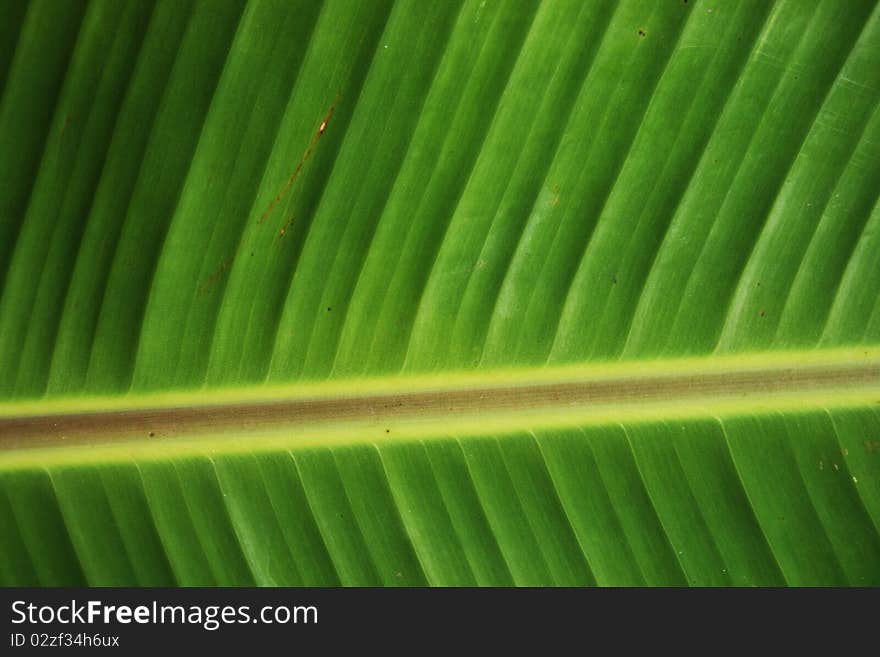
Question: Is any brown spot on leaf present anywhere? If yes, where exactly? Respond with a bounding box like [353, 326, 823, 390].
[259, 94, 340, 225]
[277, 215, 295, 239]
[197, 254, 236, 297]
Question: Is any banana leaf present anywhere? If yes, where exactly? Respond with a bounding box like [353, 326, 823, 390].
[1, 0, 878, 586]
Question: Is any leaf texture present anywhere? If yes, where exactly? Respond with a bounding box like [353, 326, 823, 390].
[1, 0, 879, 586]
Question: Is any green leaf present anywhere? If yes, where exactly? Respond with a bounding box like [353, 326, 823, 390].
[1, 0, 879, 586]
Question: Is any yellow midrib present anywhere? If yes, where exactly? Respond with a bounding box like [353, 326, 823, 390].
[0, 346, 878, 469]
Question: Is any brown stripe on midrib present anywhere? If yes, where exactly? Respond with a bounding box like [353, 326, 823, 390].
[1, 361, 879, 451]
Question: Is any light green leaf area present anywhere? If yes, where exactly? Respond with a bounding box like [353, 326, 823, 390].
[1, 0, 879, 585]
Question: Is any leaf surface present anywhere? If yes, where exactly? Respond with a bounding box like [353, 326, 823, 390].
[1, 0, 879, 586]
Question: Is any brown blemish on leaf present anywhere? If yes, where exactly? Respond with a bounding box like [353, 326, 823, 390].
[277, 214, 295, 239]
[194, 98, 341, 297]
[197, 253, 236, 297]
[259, 95, 340, 226]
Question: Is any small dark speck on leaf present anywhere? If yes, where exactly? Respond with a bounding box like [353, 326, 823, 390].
[149, 431, 155, 437]
[327, 307, 332, 312]
[759, 309, 765, 317]
[612, 275, 618, 285]
[385, 428, 390, 433]
[638, 29, 646, 37]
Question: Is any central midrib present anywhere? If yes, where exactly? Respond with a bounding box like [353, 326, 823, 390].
[1, 348, 879, 452]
